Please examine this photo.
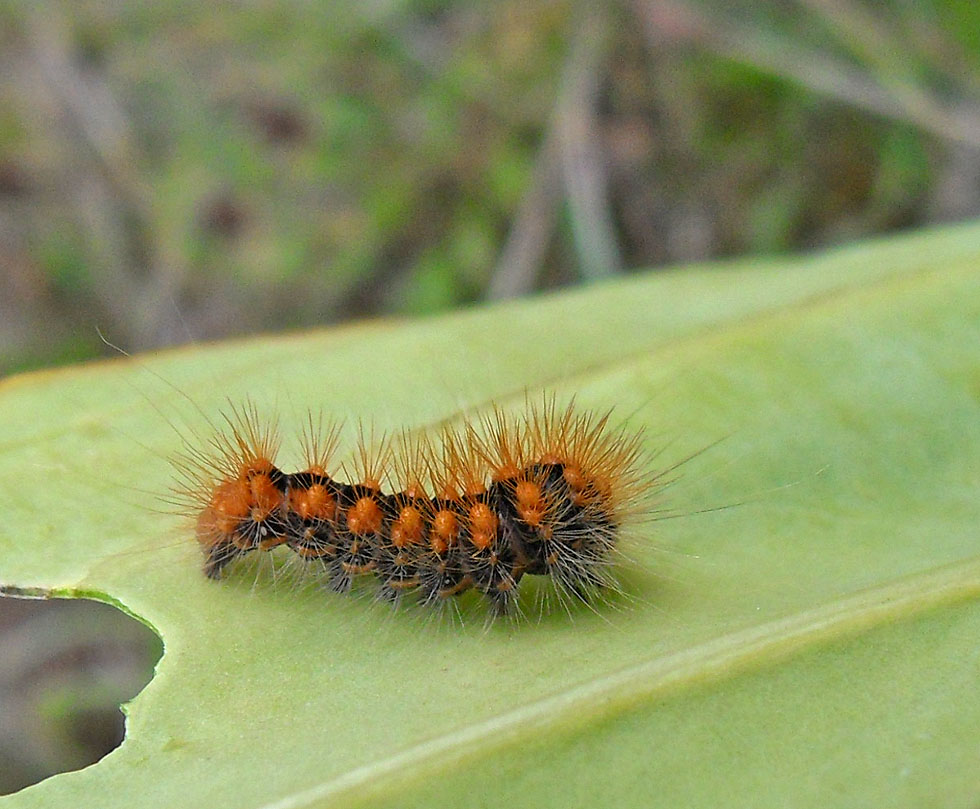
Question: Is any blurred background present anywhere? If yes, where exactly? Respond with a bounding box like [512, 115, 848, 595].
[2, 0, 979, 794]
[4, 0, 980, 375]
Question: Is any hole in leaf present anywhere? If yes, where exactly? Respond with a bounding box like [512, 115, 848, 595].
[0, 594, 163, 796]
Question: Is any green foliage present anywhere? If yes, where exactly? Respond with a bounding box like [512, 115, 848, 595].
[2, 222, 980, 807]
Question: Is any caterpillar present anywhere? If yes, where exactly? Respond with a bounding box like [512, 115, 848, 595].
[168, 397, 652, 618]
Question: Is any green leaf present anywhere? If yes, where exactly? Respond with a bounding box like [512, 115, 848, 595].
[3, 221, 980, 808]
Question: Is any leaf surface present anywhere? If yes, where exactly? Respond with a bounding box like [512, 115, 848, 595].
[2, 222, 979, 808]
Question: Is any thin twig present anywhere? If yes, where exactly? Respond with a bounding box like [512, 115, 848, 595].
[487, 128, 563, 299]
[558, 3, 622, 281]
[793, 0, 980, 144]
[489, 3, 622, 299]
[633, 0, 980, 151]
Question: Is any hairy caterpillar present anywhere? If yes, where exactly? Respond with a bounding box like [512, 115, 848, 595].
[169, 397, 652, 618]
